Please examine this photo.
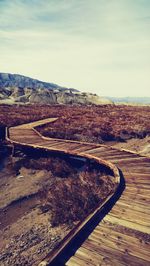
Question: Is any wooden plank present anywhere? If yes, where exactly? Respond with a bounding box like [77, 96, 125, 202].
[119, 197, 150, 211]
[112, 200, 150, 215]
[75, 245, 124, 266]
[97, 223, 149, 247]
[69, 144, 98, 153]
[81, 146, 108, 154]
[103, 214, 150, 234]
[69, 144, 91, 151]
[82, 239, 150, 266]
[7, 118, 150, 266]
[66, 254, 95, 266]
[119, 167, 150, 174]
[109, 208, 150, 226]
[75, 247, 104, 265]
[91, 229, 150, 261]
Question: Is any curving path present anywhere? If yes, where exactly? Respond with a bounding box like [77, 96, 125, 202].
[7, 118, 150, 266]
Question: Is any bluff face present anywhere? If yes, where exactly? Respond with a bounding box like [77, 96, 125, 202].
[0, 73, 112, 105]
[0, 73, 68, 91]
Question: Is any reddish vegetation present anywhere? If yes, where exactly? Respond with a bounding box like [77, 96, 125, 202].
[37, 105, 150, 143]
[34, 158, 116, 226]
[0, 104, 58, 127]
[15, 154, 115, 226]
[40, 172, 115, 226]
[1, 104, 150, 143]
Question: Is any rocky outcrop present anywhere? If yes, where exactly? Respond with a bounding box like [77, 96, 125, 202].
[11, 87, 25, 98]
[0, 73, 112, 105]
[56, 92, 86, 104]
[29, 90, 57, 104]
[81, 93, 112, 105]
[0, 73, 70, 91]
[56, 92, 112, 105]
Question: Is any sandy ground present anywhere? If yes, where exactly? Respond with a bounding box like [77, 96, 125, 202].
[111, 136, 150, 156]
[0, 147, 120, 266]
[0, 155, 70, 266]
[0, 152, 115, 266]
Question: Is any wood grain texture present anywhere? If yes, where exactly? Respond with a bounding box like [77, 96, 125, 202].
[7, 118, 150, 266]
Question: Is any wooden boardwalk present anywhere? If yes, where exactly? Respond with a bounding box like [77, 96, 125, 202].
[7, 118, 150, 266]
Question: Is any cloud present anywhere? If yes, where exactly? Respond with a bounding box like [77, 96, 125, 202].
[0, 0, 150, 96]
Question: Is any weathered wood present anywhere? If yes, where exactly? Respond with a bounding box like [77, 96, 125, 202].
[82, 239, 150, 266]
[6, 118, 150, 266]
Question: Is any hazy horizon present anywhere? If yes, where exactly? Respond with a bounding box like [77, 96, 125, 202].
[0, 0, 150, 97]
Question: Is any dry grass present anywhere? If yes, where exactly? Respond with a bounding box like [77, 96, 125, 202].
[12, 153, 115, 226]
[38, 160, 115, 226]
[1, 104, 150, 143]
[0, 104, 60, 127]
[37, 105, 150, 143]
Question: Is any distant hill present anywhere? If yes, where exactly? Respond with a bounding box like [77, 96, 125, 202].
[107, 97, 150, 105]
[0, 72, 76, 91]
[0, 73, 112, 105]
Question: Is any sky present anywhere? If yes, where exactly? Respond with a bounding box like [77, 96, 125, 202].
[0, 0, 150, 97]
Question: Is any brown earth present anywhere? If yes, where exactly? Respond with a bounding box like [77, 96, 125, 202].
[0, 150, 115, 266]
[111, 135, 150, 156]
